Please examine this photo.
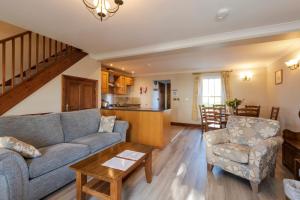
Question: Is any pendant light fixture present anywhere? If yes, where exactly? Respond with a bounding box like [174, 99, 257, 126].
[82, 0, 124, 21]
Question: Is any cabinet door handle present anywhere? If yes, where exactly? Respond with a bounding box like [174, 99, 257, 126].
[66, 104, 69, 111]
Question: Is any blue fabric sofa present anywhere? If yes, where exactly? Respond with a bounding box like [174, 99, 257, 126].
[0, 108, 129, 200]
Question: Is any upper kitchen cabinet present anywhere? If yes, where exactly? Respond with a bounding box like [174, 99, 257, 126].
[125, 77, 134, 86]
[101, 66, 134, 95]
[101, 71, 109, 94]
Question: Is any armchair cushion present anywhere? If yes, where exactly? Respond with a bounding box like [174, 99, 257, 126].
[212, 143, 250, 164]
[227, 116, 280, 147]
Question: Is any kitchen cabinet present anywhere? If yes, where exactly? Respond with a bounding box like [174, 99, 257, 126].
[125, 77, 134, 86]
[115, 76, 127, 95]
[101, 71, 109, 94]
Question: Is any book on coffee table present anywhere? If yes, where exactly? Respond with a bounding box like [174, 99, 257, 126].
[116, 150, 146, 161]
[102, 157, 135, 171]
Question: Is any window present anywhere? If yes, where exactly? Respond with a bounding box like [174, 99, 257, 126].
[200, 75, 223, 106]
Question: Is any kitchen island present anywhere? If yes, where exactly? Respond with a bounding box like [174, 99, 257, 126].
[101, 108, 172, 149]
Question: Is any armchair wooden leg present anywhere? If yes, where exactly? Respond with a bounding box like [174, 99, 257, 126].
[250, 181, 259, 193]
[207, 163, 214, 171]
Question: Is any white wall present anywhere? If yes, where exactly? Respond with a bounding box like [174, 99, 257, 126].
[4, 56, 101, 116]
[230, 67, 269, 117]
[267, 50, 300, 131]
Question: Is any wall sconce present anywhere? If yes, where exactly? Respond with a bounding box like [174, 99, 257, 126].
[240, 71, 253, 81]
[285, 59, 299, 70]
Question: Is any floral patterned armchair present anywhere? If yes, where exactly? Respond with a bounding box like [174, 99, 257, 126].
[204, 116, 282, 193]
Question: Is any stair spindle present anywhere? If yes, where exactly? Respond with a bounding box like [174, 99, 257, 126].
[12, 38, 15, 88]
[2, 42, 6, 93]
[55, 41, 58, 59]
[43, 36, 45, 62]
[20, 35, 24, 81]
[49, 38, 52, 61]
[36, 34, 39, 72]
[28, 32, 32, 77]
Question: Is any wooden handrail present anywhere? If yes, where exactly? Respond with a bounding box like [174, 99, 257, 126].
[0, 31, 31, 44]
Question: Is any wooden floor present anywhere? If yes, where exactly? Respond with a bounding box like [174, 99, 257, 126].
[45, 127, 292, 200]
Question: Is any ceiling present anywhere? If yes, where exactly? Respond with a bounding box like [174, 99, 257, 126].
[105, 37, 300, 75]
[1, 0, 300, 75]
[0, 0, 300, 61]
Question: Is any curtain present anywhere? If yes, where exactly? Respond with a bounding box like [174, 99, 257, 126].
[192, 75, 201, 120]
[221, 71, 231, 101]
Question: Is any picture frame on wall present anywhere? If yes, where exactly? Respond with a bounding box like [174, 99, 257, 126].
[275, 69, 283, 85]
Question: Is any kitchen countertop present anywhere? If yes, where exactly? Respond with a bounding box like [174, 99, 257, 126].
[101, 107, 170, 112]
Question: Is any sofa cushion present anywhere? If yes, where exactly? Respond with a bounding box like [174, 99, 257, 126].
[212, 143, 250, 164]
[61, 109, 101, 142]
[71, 132, 122, 153]
[0, 113, 64, 148]
[226, 116, 280, 147]
[26, 143, 90, 179]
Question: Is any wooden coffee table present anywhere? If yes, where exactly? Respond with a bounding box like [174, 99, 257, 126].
[70, 142, 153, 200]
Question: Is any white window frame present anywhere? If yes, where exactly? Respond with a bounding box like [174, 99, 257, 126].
[199, 73, 224, 106]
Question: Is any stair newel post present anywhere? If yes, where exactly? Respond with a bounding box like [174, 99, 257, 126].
[28, 32, 32, 78]
[1, 42, 5, 94]
[36, 33, 39, 72]
[20, 35, 24, 81]
[12, 38, 15, 88]
[43, 36, 46, 62]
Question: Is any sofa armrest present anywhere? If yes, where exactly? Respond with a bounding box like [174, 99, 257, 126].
[249, 136, 283, 182]
[113, 120, 129, 142]
[204, 129, 230, 147]
[0, 148, 29, 200]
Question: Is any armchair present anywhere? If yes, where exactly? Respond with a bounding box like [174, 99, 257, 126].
[204, 116, 282, 193]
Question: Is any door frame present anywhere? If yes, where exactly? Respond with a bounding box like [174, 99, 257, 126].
[62, 75, 98, 112]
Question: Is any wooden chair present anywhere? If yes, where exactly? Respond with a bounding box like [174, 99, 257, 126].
[202, 107, 224, 132]
[213, 104, 228, 127]
[237, 105, 261, 117]
[270, 107, 280, 120]
[245, 105, 261, 117]
[199, 105, 206, 132]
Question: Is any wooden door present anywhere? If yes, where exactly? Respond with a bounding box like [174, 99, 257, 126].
[158, 82, 166, 109]
[62, 75, 98, 112]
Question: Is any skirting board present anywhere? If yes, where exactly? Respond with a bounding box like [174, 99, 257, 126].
[171, 122, 202, 128]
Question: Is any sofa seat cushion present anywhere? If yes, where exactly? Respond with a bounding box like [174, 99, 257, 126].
[71, 133, 122, 153]
[26, 143, 90, 179]
[212, 143, 250, 164]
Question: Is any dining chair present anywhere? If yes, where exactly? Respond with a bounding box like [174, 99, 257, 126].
[199, 105, 206, 132]
[213, 104, 228, 127]
[245, 105, 261, 117]
[202, 107, 223, 132]
[236, 107, 260, 117]
[270, 107, 280, 120]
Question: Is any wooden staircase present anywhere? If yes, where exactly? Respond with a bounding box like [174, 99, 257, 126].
[0, 31, 87, 115]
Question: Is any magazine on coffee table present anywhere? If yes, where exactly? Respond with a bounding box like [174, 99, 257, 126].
[116, 150, 146, 161]
[102, 157, 135, 171]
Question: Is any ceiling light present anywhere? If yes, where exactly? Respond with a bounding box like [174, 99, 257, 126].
[240, 71, 253, 81]
[131, 71, 135, 74]
[110, 63, 113, 66]
[82, 0, 124, 21]
[285, 59, 300, 70]
[216, 8, 230, 21]
[121, 67, 125, 71]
